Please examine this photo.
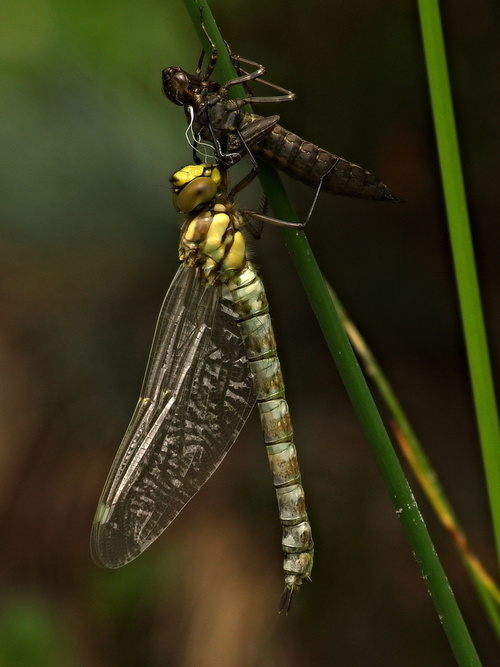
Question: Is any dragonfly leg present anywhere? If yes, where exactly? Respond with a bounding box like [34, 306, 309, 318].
[237, 160, 341, 231]
[210, 124, 239, 165]
[228, 168, 259, 200]
[234, 128, 260, 170]
[194, 47, 206, 79]
[228, 59, 297, 104]
[198, 11, 219, 81]
[246, 158, 339, 229]
[240, 162, 341, 231]
[225, 46, 257, 99]
[241, 209, 306, 230]
[198, 13, 268, 96]
[218, 57, 266, 98]
[231, 170, 306, 232]
[302, 157, 340, 226]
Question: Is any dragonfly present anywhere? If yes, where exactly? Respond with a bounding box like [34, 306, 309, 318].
[91, 163, 313, 612]
[162, 20, 401, 202]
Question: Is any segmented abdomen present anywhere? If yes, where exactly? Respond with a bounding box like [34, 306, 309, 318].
[247, 115, 400, 202]
[226, 264, 314, 596]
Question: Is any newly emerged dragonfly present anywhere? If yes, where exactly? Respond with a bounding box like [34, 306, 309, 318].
[91, 163, 313, 611]
[163, 21, 401, 202]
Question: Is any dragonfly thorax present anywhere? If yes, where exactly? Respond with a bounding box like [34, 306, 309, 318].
[179, 198, 247, 284]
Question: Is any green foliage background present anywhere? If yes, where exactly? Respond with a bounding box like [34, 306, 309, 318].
[1, 0, 499, 664]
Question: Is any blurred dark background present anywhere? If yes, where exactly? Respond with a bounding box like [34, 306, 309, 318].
[1, 0, 499, 664]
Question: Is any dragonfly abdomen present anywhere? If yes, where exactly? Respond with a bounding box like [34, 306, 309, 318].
[227, 264, 314, 609]
[247, 116, 400, 202]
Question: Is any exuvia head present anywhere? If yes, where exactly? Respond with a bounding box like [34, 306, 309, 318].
[171, 164, 222, 213]
[162, 67, 196, 106]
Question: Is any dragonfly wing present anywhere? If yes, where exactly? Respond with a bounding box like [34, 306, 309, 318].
[91, 265, 255, 568]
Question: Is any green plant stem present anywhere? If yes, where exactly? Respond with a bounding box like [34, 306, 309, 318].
[181, 1, 482, 663]
[330, 283, 500, 638]
[418, 0, 500, 567]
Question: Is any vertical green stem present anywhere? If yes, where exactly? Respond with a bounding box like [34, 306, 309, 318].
[418, 0, 500, 565]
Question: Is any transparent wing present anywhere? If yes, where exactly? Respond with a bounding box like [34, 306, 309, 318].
[91, 265, 255, 568]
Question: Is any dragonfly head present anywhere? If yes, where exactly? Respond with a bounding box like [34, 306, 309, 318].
[171, 164, 222, 213]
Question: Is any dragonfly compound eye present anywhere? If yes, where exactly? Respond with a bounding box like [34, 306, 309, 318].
[173, 177, 218, 213]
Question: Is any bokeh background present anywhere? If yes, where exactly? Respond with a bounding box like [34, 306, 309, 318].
[1, 0, 499, 664]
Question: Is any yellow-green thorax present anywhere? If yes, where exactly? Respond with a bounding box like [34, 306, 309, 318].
[172, 164, 247, 284]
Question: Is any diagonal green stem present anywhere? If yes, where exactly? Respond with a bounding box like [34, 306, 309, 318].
[330, 283, 500, 638]
[418, 0, 500, 567]
[181, 0, 481, 663]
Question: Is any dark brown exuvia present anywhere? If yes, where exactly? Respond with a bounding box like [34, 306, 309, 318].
[162, 20, 401, 203]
